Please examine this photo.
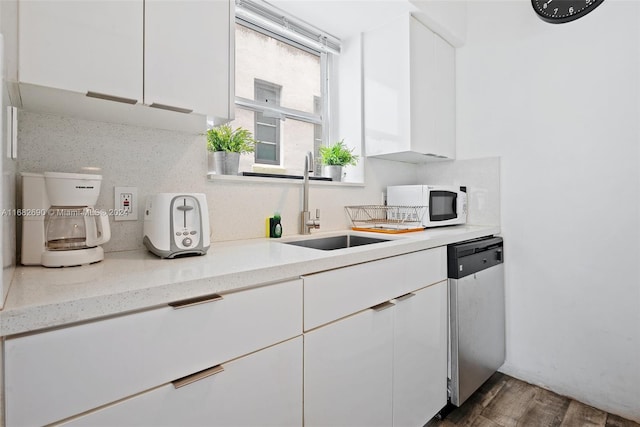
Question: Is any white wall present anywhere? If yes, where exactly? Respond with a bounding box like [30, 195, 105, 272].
[410, 0, 467, 46]
[457, 1, 640, 421]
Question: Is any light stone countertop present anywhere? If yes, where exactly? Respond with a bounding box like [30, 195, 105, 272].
[1, 225, 500, 336]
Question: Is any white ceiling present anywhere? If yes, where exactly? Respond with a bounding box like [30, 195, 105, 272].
[268, 0, 418, 39]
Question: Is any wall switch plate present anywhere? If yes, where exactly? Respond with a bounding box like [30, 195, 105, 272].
[114, 186, 138, 221]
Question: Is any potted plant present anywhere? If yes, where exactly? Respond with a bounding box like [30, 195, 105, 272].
[319, 139, 359, 182]
[206, 125, 256, 175]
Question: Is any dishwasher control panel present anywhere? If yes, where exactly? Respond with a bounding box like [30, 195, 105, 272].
[447, 236, 503, 279]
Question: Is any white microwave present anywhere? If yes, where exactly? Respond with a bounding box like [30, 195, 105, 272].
[386, 185, 467, 228]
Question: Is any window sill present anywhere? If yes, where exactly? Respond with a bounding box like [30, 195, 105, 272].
[206, 173, 365, 187]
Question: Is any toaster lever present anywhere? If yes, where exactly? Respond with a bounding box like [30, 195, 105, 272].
[177, 205, 194, 211]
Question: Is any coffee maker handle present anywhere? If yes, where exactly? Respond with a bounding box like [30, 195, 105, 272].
[85, 210, 111, 247]
[93, 211, 111, 246]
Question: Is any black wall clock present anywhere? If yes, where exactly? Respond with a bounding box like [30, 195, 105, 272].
[532, 0, 605, 23]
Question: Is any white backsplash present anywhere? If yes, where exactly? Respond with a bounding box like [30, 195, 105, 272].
[16, 111, 499, 253]
[17, 111, 418, 251]
[17, 111, 207, 253]
[417, 157, 501, 227]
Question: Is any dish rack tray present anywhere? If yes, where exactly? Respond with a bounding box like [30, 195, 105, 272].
[345, 205, 427, 233]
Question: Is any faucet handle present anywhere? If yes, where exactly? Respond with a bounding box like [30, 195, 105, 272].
[315, 208, 320, 219]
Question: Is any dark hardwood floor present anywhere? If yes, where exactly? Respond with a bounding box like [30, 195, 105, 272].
[427, 373, 640, 427]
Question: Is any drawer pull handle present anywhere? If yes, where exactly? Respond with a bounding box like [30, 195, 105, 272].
[169, 293, 223, 309]
[86, 91, 138, 105]
[149, 102, 193, 114]
[395, 292, 416, 301]
[172, 365, 224, 389]
[371, 301, 395, 312]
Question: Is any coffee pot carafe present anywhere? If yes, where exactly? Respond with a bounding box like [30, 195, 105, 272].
[21, 172, 111, 267]
[45, 207, 110, 251]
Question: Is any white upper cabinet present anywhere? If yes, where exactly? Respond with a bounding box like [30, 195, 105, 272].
[19, 0, 143, 103]
[433, 33, 456, 158]
[14, 0, 233, 131]
[364, 14, 456, 162]
[1, 0, 19, 86]
[144, 0, 232, 118]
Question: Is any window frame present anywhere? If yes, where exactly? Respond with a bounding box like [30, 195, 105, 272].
[234, 5, 335, 169]
[233, 20, 328, 128]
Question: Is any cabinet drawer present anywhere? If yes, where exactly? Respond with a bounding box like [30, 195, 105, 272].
[60, 337, 303, 426]
[303, 248, 445, 330]
[4, 279, 302, 426]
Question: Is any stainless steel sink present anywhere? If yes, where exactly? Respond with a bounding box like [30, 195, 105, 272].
[283, 234, 390, 251]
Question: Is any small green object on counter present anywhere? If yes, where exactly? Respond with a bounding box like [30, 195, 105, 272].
[268, 212, 282, 238]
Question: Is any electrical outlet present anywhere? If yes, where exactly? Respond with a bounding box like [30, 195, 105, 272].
[120, 193, 133, 213]
[114, 187, 138, 221]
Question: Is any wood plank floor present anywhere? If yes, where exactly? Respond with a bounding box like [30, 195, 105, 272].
[427, 373, 640, 427]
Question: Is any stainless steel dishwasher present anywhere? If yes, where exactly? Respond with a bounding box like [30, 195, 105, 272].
[447, 236, 505, 408]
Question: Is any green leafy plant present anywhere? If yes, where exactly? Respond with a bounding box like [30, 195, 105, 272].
[206, 125, 256, 154]
[319, 139, 359, 167]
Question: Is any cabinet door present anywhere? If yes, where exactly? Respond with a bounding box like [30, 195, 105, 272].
[145, 0, 232, 118]
[393, 281, 448, 427]
[409, 16, 437, 158]
[1, 0, 18, 83]
[304, 306, 393, 427]
[432, 34, 456, 159]
[62, 337, 303, 426]
[18, 0, 143, 102]
[410, 17, 456, 161]
[363, 14, 411, 158]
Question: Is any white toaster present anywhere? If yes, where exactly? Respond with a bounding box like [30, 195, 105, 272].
[143, 193, 210, 258]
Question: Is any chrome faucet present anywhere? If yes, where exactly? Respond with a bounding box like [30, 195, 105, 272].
[301, 151, 320, 234]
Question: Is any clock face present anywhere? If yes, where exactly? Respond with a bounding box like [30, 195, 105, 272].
[532, 0, 605, 23]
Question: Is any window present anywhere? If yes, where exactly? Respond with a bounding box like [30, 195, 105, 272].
[254, 80, 281, 165]
[230, 0, 340, 176]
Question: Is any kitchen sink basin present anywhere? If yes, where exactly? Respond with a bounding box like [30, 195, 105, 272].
[283, 234, 390, 251]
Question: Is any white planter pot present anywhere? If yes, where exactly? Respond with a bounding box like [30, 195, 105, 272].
[212, 151, 241, 175]
[323, 165, 344, 182]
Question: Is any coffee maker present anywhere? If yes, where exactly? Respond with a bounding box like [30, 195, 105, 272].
[21, 172, 111, 267]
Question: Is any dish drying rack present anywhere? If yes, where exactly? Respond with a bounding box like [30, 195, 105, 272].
[345, 205, 427, 233]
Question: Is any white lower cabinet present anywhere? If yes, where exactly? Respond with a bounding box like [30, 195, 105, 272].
[3, 249, 449, 426]
[4, 279, 302, 426]
[303, 248, 446, 331]
[304, 247, 448, 427]
[393, 281, 448, 427]
[304, 304, 394, 427]
[304, 282, 447, 427]
[61, 337, 303, 427]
